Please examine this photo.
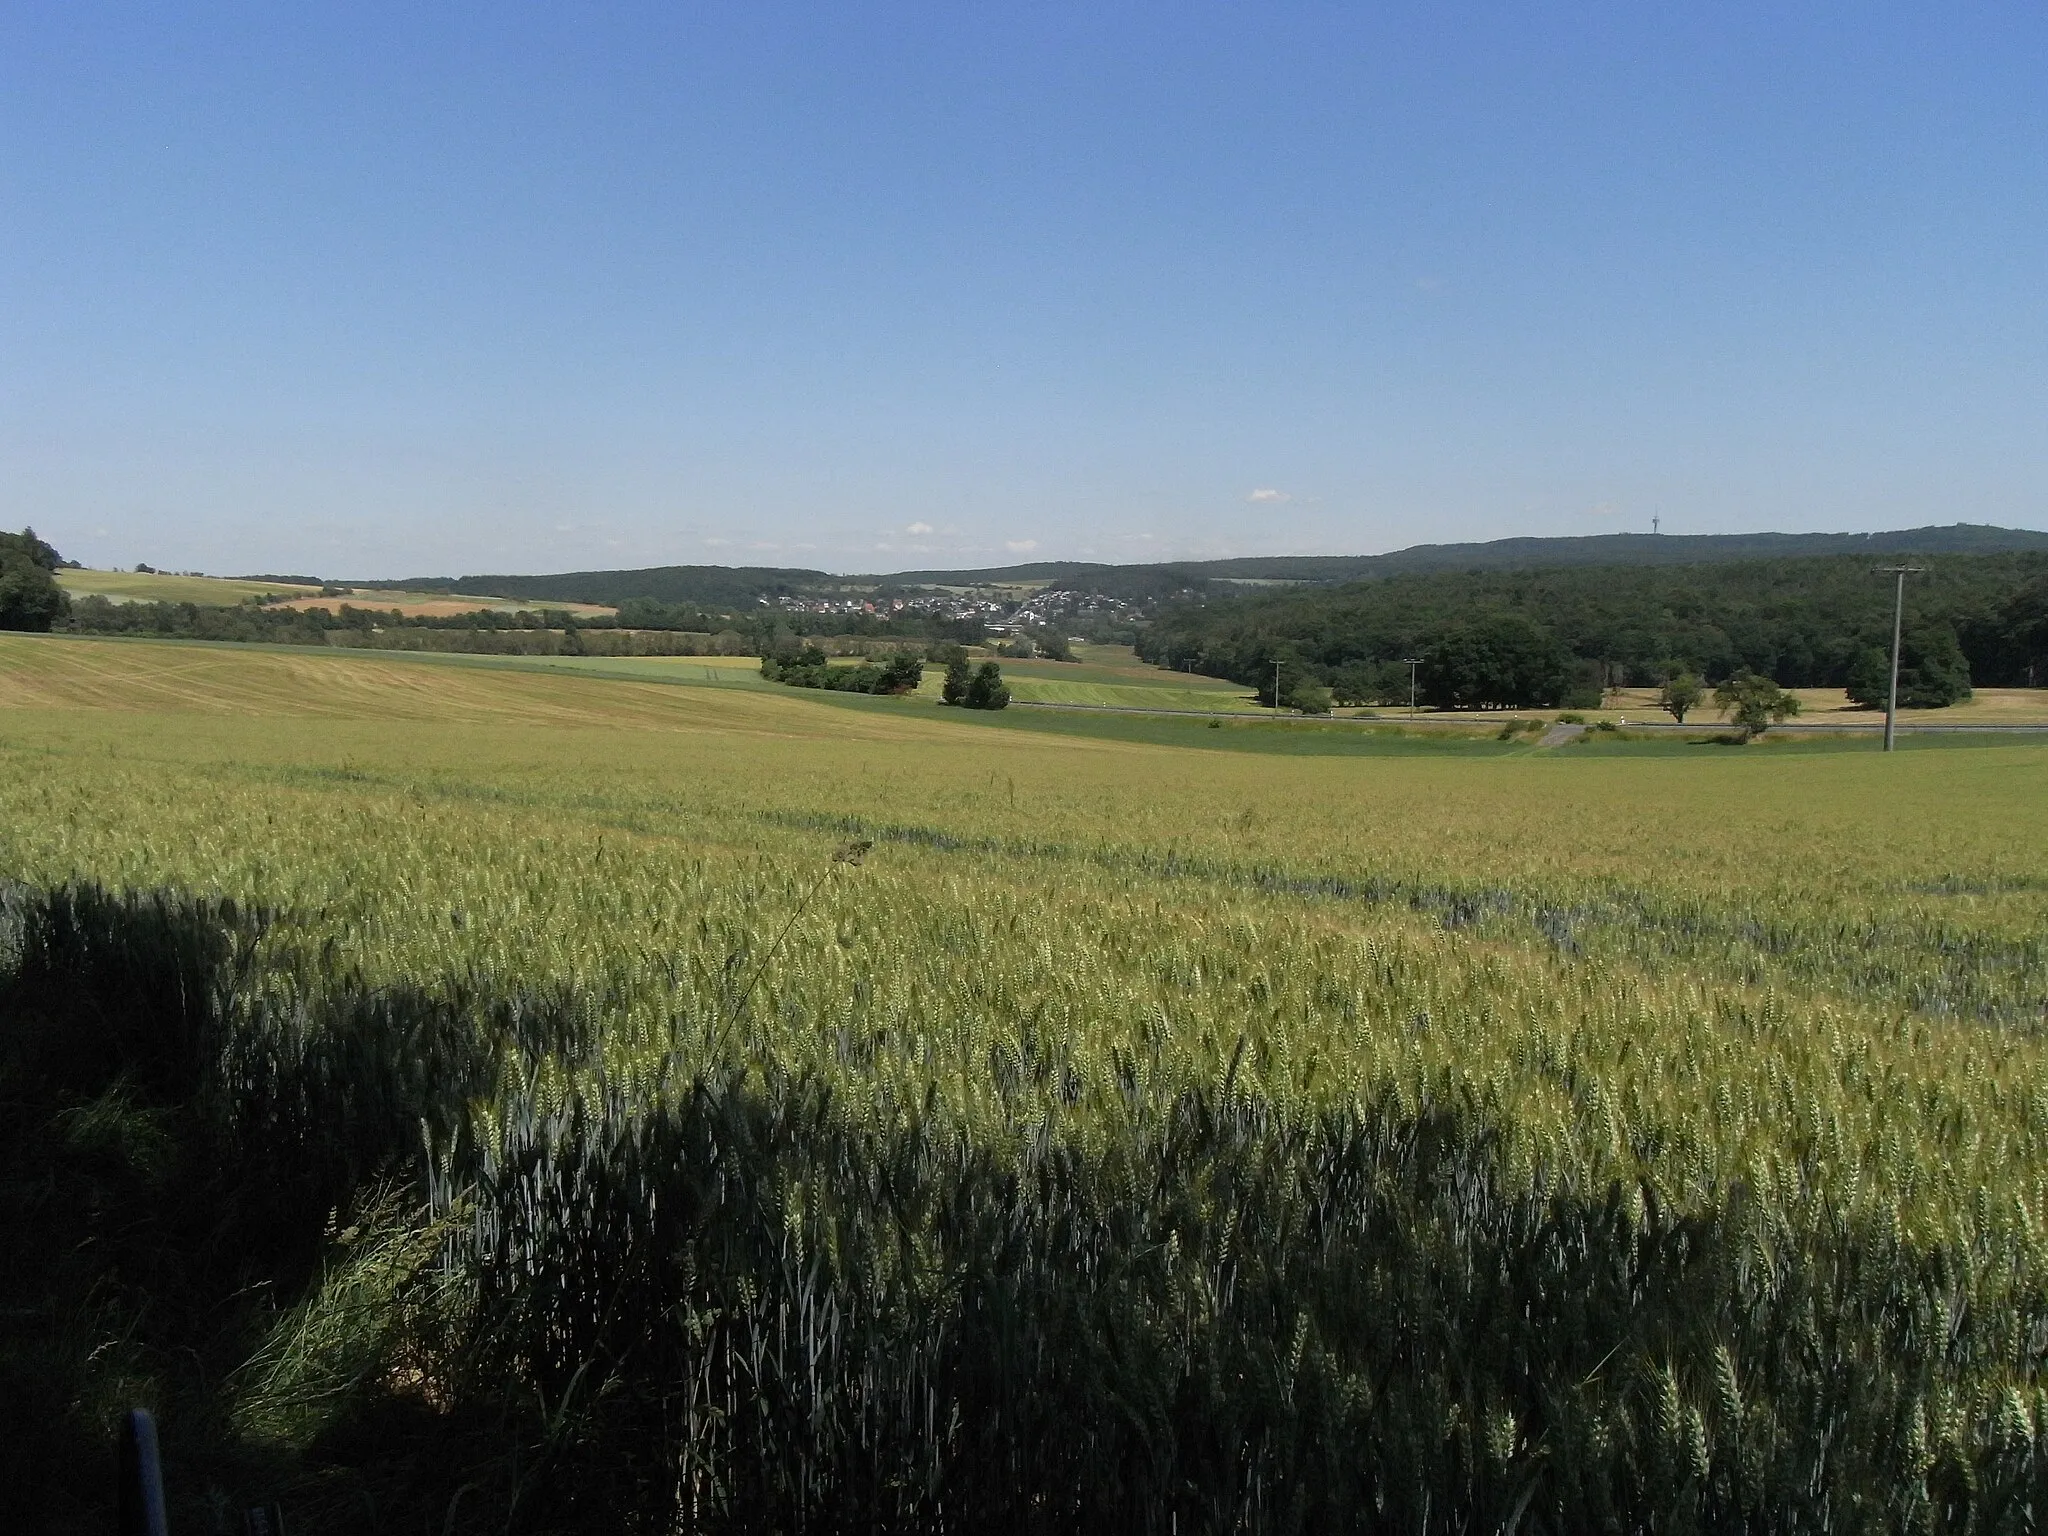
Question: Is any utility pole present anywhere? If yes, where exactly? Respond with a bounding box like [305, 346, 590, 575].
[1271, 659, 1282, 710]
[1652, 513, 1660, 536]
[1402, 657, 1421, 720]
[1874, 566, 1924, 752]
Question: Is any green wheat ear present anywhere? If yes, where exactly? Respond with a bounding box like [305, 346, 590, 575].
[720, 837, 877, 1038]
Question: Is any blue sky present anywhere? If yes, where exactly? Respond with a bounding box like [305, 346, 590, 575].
[4, 3, 2044, 577]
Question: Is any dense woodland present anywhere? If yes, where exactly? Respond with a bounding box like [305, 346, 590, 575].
[1139, 552, 2048, 709]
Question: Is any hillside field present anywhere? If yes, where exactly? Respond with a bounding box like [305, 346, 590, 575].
[5, 632, 2048, 1531]
[57, 568, 325, 605]
[57, 567, 615, 617]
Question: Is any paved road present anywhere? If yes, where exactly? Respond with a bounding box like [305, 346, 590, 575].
[1010, 700, 2048, 735]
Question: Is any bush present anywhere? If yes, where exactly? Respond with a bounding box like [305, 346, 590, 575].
[963, 661, 1010, 710]
[1285, 680, 1332, 715]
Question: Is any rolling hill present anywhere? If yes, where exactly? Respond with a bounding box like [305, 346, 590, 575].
[348, 523, 2048, 609]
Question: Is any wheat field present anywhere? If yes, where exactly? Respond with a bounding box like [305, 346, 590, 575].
[5, 632, 2048, 1532]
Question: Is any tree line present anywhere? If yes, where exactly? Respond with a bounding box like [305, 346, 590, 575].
[1138, 551, 2048, 709]
[50, 586, 999, 653]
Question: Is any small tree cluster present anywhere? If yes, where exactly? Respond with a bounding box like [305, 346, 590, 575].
[1844, 628, 1973, 709]
[942, 659, 1010, 710]
[762, 646, 925, 695]
[0, 528, 69, 632]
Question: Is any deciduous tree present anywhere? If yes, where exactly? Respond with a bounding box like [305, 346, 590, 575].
[1658, 672, 1703, 723]
[1713, 672, 1801, 740]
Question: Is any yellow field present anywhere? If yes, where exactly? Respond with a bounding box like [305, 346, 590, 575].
[0, 635, 964, 740]
[269, 588, 616, 617]
[1599, 682, 2048, 727]
[56, 567, 615, 616]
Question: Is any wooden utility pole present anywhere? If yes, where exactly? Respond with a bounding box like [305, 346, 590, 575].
[1874, 566, 1924, 752]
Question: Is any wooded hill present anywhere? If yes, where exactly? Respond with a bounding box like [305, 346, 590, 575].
[349, 523, 2048, 609]
[1137, 551, 2048, 709]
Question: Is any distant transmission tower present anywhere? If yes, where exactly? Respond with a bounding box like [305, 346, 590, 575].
[1652, 514, 1661, 535]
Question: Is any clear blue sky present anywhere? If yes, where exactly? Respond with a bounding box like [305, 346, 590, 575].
[4, 3, 2044, 577]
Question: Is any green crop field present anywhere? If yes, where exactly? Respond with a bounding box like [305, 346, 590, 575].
[917, 669, 1267, 712]
[57, 567, 325, 605]
[6, 632, 2048, 1531]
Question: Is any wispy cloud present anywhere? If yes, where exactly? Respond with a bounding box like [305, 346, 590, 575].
[1247, 488, 1291, 504]
[1005, 538, 1038, 553]
[905, 521, 933, 535]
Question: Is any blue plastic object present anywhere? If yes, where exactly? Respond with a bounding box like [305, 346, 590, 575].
[118, 1408, 170, 1536]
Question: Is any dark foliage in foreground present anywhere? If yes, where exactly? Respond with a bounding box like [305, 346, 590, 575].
[5, 882, 2046, 1533]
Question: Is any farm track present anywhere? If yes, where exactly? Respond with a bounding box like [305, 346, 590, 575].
[1013, 698, 2048, 732]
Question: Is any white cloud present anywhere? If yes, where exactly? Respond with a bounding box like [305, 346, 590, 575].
[702, 536, 733, 547]
[1005, 539, 1038, 553]
[1247, 488, 1291, 504]
[905, 521, 933, 535]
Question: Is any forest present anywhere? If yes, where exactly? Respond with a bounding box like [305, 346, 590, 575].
[1138, 552, 2048, 709]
